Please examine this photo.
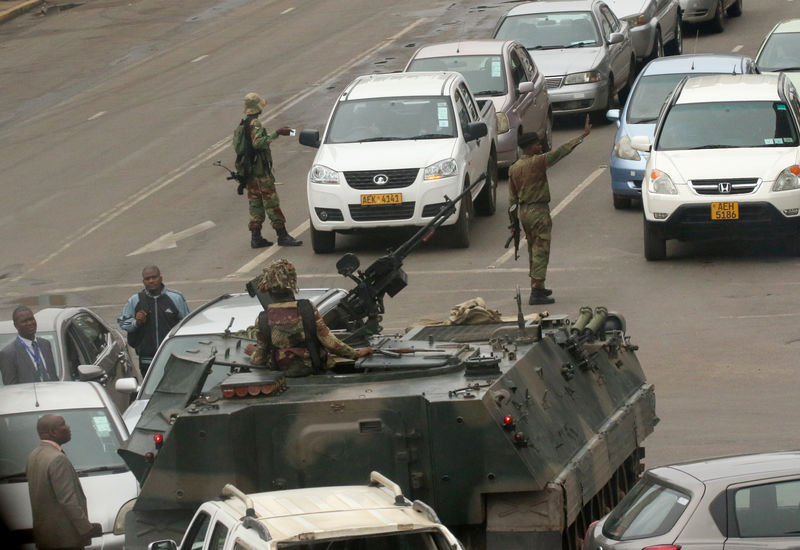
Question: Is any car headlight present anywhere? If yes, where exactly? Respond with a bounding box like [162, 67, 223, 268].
[772, 165, 800, 191]
[424, 158, 458, 181]
[496, 112, 510, 134]
[113, 497, 137, 535]
[624, 13, 650, 28]
[564, 70, 601, 85]
[309, 164, 339, 184]
[648, 169, 678, 195]
[614, 136, 641, 161]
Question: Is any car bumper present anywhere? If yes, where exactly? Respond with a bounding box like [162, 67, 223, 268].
[309, 175, 462, 231]
[609, 155, 646, 197]
[546, 80, 608, 114]
[629, 20, 658, 59]
[681, 3, 715, 23]
[496, 130, 518, 168]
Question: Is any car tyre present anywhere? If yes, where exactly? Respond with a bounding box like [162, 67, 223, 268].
[643, 219, 666, 260]
[708, 0, 724, 33]
[647, 29, 664, 61]
[727, 0, 742, 17]
[311, 225, 335, 254]
[613, 194, 632, 210]
[475, 156, 497, 216]
[446, 189, 472, 248]
[665, 16, 682, 55]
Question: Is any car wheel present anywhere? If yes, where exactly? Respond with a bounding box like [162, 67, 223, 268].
[727, 0, 742, 17]
[709, 0, 724, 33]
[648, 30, 664, 61]
[613, 194, 632, 210]
[666, 16, 683, 55]
[446, 188, 472, 248]
[475, 155, 497, 216]
[643, 219, 666, 260]
[311, 225, 335, 254]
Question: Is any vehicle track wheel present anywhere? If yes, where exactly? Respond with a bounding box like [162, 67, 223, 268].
[643, 219, 666, 260]
[475, 156, 497, 216]
[727, 0, 742, 17]
[311, 225, 335, 254]
[709, 0, 724, 33]
[648, 30, 664, 61]
[613, 194, 632, 210]
[666, 16, 682, 55]
[447, 189, 472, 248]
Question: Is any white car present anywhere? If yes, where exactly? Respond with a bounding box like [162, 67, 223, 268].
[633, 73, 800, 260]
[0, 382, 138, 549]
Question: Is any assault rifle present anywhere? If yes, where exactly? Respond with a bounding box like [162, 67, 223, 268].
[329, 175, 486, 344]
[213, 160, 247, 195]
[505, 203, 520, 261]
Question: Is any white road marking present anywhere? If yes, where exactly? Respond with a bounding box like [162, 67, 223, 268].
[87, 111, 106, 120]
[490, 166, 606, 267]
[8, 17, 428, 283]
[731, 45, 743, 53]
[227, 220, 310, 277]
[127, 221, 216, 256]
[281, 7, 295, 14]
[191, 54, 209, 63]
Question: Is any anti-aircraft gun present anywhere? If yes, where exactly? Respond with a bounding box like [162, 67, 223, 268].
[118, 183, 657, 550]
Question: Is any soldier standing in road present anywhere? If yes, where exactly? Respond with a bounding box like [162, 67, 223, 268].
[509, 115, 591, 305]
[246, 259, 371, 377]
[234, 93, 302, 248]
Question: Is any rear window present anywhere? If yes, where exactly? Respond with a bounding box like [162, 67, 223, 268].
[408, 55, 507, 97]
[602, 477, 691, 540]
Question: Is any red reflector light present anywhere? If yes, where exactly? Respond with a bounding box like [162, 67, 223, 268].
[513, 432, 525, 442]
[234, 386, 249, 397]
[153, 433, 163, 444]
[144, 452, 154, 463]
[222, 388, 234, 399]
[643, 546, 681, 550]
[503, 415, 514, 426]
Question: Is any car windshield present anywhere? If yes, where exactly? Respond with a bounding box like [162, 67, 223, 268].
[0, 408, 127, 480]
[602, 476, 691, 540]
[278, 530, 452, 550]
[494, 12, 599, 50]
[0, 331, 63, 382]
[326, 97, 457, 144]
[627, 74, 714, 124]
[757, 31, 800, 72]
[657, 101, 799, 150]
[408, 55, 508, 96]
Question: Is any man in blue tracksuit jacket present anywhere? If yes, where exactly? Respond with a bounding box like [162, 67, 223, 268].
[118, 265, 189, 376]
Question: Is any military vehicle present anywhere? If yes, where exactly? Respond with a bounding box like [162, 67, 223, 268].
[118, 184, 657, 550]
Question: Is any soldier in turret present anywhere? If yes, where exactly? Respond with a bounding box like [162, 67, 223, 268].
[246, 259, 372, 377]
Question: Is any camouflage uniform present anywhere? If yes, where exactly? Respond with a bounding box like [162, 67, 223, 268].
[244, 116, 287, 232]
[508, 137, 583, 283]
[249, 259, 359, 377]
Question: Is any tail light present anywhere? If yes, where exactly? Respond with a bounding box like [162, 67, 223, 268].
[643, 546, 681, 550]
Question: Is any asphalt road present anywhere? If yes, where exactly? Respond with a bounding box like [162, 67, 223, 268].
[1, 0, 799, 467]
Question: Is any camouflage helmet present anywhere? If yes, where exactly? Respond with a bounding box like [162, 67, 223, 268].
[244, 92, 266, 115]
[259, 258, 298, 293]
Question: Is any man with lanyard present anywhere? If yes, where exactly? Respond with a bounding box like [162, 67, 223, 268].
[0, 305, 57, 384]
[118, 265, 190, 376]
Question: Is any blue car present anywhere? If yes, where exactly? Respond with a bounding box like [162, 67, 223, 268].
[606, 53, 756, 209]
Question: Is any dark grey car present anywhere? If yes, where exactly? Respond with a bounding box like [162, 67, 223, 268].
[583, 451, 800, 550]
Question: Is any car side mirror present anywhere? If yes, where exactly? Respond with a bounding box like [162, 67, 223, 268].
[464, 121, 488, 142]
[606, 109, 620, 123]
[608, 32, 624, 45]
[115, 377, 139, 394]
[299, 129, 321, 148]
[148, 541, 178, 550]
[630, 135, 652, 152]
[77, 364, 105, 381]
[517, 81, 535, 94]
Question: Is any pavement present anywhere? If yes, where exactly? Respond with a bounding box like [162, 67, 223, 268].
[0, 0, 43, 24]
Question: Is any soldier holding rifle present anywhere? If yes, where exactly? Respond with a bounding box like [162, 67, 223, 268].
[508, 115, 591, 305]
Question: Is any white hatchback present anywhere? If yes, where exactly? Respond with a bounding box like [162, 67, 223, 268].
[633, 72, 800, 260]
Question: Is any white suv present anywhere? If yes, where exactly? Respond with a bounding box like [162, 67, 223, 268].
[146, 472, 463, 550]
[632, 73, 800, 260]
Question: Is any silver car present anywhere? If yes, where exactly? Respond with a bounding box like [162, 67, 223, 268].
[493, 0, 636, 117]
[679, 0, 742, 32]
[0, 307, 134, 412]
[606, 0, 682, 61]
[405, 39, 552, 169]
[583, 451, 800, 550]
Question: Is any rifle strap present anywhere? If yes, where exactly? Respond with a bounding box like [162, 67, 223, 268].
[297, 299, 325, 371]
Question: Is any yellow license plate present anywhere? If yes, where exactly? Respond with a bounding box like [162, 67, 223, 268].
[361, 193, 402, 206]
[711, 202, 738, 220]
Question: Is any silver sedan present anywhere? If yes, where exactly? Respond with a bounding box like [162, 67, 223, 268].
[679, 0, 743, 32]
[607, 0, 682, 61]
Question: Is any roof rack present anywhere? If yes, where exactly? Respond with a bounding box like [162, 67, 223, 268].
[369, 471, 407, 506]
[221, 484, 271, 542]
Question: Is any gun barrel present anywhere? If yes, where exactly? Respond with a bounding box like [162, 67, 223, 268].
[584, 306, 609, 337]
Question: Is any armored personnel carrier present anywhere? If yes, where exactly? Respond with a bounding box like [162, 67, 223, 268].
[118, 190, 657, 550]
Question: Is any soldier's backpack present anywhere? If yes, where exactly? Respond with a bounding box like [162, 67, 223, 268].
[233, 117, 255, 178]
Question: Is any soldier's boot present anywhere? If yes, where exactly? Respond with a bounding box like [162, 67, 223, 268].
[251, 229, 273, 248]
[277, 227, 303, 247]
[529, 288, 555, 305]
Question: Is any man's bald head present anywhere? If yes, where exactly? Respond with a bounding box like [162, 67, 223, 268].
[37, 414, 71, 445]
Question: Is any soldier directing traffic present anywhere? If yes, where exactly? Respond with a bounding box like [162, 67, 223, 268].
[509, 115, 591, 305]
[233, 93, 302, 248]
[246, 259, 372, 377]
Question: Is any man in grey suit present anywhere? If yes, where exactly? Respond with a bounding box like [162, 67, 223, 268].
[26, 414, 101, 550]
[0, 306, 57, 384]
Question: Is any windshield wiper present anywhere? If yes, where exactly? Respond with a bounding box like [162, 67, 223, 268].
[629, 117, 659, 124]
[410, 133, 454, 139]
[357, 137, 402, 142]
[76, 465, 129, 475]
[472, 90, 505, 96]
[0, 472, 27, 482]
[774, 66, 800, 71]
[686, 144, 734, 150]
[565, 41, 596, 48]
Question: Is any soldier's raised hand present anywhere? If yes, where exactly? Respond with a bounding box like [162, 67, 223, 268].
[276, 126, 292, 136]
